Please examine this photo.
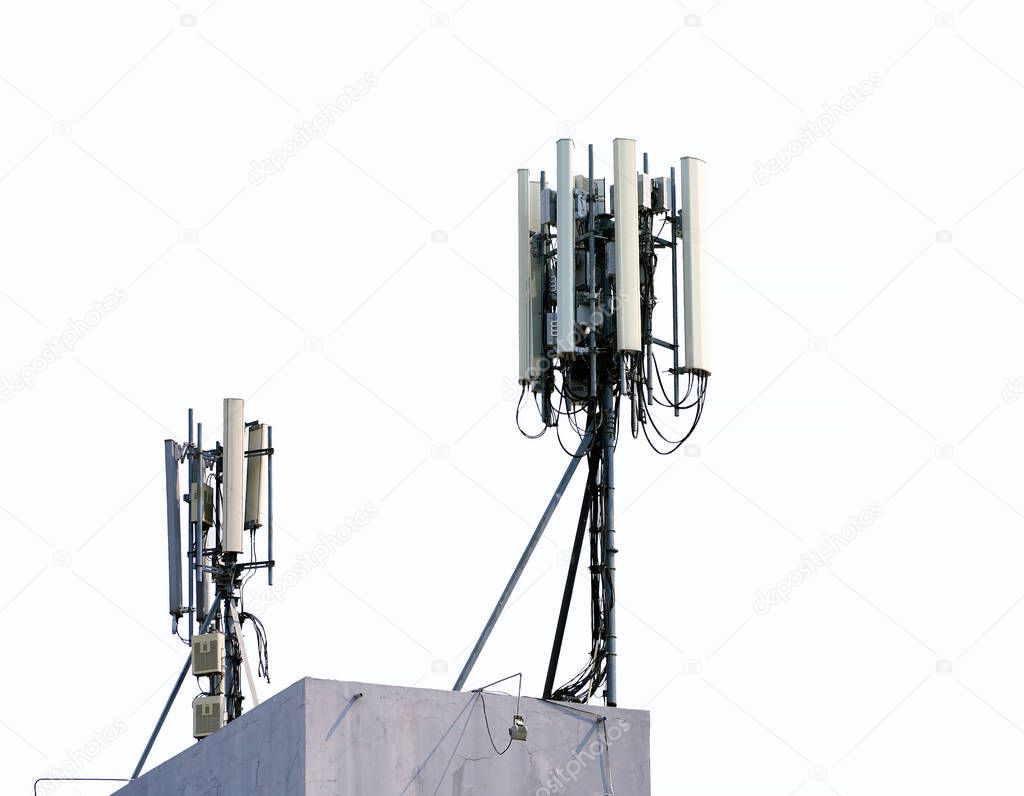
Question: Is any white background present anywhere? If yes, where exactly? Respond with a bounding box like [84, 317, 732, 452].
[2, 0, 1023, 793]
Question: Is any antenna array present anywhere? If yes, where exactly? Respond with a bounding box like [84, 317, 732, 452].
[134, 398, 275, 776]
[456, 139, 710, 706]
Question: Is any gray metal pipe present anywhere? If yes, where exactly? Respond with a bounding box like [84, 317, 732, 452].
[187, 409, 195, 640]
[670, 166, 681, 416]
[588, 144, 598, 399]
[195, 423, 206, 624]
[267, 425, 274, 586]
[601, 385, 617, 707]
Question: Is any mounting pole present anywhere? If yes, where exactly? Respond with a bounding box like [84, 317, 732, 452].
[587, 144, 598, 399]
[453, 426, 594, 692]
[195, 423, 206, 627]
[670, 165, 681, 416]
[187, 409, 195, 641]
[601, 384, 618, 707]
[267, 425, 274, 585]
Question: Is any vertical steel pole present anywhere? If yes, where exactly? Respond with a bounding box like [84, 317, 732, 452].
[223, 587, 235, 719]
[670, 166, 681, 416]
[187, 410, 195, 640]
[538, 168, 553, 426]
[195, 423, 206, 626]
[602, 384, 617, 707]
[267, 425, 274, 586]
[643, 207, 651, 407]
[587, 145, 598, 398]
[599, 162, 618, 706]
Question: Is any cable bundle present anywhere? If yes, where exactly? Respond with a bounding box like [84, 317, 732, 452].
[239, 611, 270, 682]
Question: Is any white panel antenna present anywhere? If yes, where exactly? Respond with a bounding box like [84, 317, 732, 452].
[164, 440, 183, 625]
[517, 173, 546, 383]
[517, 169, 534, 383]
[555, 138, 576, 354]
[245, 424, 268, 530]
[680, 156, 708, 373]
[528, 179, 543, 379]
[613, 138, 641, 352]
[222, 398, 245, 554]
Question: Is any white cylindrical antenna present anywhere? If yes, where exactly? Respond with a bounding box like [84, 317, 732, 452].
[556, 138, 576, 355]
[223, 398, 245, 554]
[517, 168, 534, 382]
[680, 156, 709, 373]
[244, 424, 268, 530]
[613, 138, 641, 352]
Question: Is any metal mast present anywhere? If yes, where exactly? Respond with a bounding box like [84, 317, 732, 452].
[134, 398, 276, 778]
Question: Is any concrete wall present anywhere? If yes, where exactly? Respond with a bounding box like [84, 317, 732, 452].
[118, 677, 650, 796]
[116, 679, 306, 796]
[305, 678, 650, 795]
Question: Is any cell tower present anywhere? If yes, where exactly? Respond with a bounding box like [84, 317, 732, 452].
[133, 398, 275, 777]
[454, 139, 709, 707]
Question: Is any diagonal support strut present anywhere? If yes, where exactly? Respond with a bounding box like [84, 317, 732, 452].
[452, 426, 594, 692]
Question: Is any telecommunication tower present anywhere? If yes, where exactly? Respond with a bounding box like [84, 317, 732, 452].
[132, 398, 275, 777]
[453, 139, 709, 707]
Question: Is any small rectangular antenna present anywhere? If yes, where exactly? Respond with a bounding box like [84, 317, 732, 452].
[164, 439, 182, 628]
[223, 398, 245, 554]
[244, 424, 268, 530]
[613, 138, 641, 352]
[556, 138, 576, 355]
[680, 157, 708, 372]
